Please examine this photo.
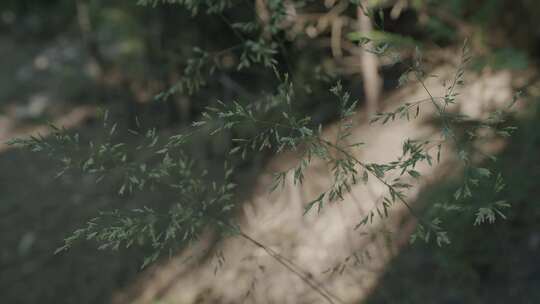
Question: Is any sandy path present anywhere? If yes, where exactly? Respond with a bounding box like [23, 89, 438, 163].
[114, 65, 522, 304]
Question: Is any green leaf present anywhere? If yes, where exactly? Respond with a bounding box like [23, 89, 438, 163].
[475, 167, 491, 178]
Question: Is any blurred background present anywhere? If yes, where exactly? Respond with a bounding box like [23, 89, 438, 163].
[0, 0, 539, 303]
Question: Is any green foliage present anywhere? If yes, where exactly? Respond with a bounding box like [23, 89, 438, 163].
[10, 40, 517, 260]
[137, 0, 234, 15]
[7, 1, 523, 301]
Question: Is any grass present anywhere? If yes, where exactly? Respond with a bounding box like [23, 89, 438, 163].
[0, 122, 148, 304]
[367, 100, 540, 303]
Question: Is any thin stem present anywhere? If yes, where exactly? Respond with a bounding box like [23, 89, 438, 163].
[238, 231, 344, 304]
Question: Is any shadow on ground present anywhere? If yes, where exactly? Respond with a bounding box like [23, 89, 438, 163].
[0, 122, 148, 304]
